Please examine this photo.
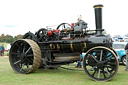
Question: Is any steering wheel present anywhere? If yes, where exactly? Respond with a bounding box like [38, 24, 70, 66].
[56, 23, 72, 30]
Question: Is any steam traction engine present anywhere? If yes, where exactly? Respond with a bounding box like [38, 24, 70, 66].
[9, 5, 119, 81]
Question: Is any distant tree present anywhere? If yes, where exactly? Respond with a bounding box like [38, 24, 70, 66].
[4, 35, 14, 43]
[0, 34, 5, 39]
[13, 36, 18, 41]
[0, 34, 5, 42]
[16, 34, 23, 40]
[0, 34, 23, 43]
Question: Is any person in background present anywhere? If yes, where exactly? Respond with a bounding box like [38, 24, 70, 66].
[1, 44, 5, 56]
[125, 43, 128, 71]
[76, 61, 82, 68]
[76, 53, 86, 68]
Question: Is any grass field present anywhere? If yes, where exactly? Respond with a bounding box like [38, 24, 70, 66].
[0, 57, 128, 85]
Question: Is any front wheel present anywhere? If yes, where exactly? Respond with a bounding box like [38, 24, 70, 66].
[83, 46, 119, 81]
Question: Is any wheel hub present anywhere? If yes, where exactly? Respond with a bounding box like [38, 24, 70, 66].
[97, 61, 104, 68]
[20, 53, 26, 60]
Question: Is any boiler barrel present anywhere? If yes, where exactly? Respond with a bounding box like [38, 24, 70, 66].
[49, 42, 86, 53]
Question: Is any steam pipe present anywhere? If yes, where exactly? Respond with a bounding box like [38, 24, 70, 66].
[93, 4, 103, 35]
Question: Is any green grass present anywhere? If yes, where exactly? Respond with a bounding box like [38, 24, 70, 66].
[0, 57, 128, 85]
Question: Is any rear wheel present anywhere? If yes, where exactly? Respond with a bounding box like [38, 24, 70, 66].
[9, 39, 41, 74]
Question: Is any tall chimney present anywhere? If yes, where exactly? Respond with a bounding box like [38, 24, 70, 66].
[93, 4, 103, 35]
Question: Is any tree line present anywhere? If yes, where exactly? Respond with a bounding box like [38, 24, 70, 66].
[0, 34, 23, 43]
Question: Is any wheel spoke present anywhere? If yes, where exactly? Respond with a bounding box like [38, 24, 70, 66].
[100, 50, 103, 61]
[25, 47, 32, 54]
[105, 68, 111, 75]
[14, 60, 21, 65]
[11, 52, 19, 55]
[102, 68, 107, 78]
[92, 56, 98, 62]
[103, 56, 115, 63]
[88, 66, 96, 71]
[23, 42, 27, 53]
[92, 68, 96, 76]
[27, 58, 33, 63]
[22, 59, 26, 63]
[15, 43, 22, 51]
[107, 62, 116, 66]
[20, 63, 25, 71]
[98, 69, 101, 78]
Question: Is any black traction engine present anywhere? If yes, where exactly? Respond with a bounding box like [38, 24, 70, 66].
[9, 4, 119, 81]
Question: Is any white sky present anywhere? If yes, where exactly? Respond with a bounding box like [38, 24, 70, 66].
[0, 0, 128, 37]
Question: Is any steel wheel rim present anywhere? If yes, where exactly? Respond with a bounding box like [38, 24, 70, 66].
[83, 46, 119, 81]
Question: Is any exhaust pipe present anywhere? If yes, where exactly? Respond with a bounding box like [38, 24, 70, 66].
[93, 4, 103, 35]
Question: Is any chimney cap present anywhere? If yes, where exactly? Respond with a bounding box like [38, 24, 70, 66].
[93, 4, 103, 8]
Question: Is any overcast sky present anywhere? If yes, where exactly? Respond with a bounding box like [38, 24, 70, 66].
[0, 0, 128, 37]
